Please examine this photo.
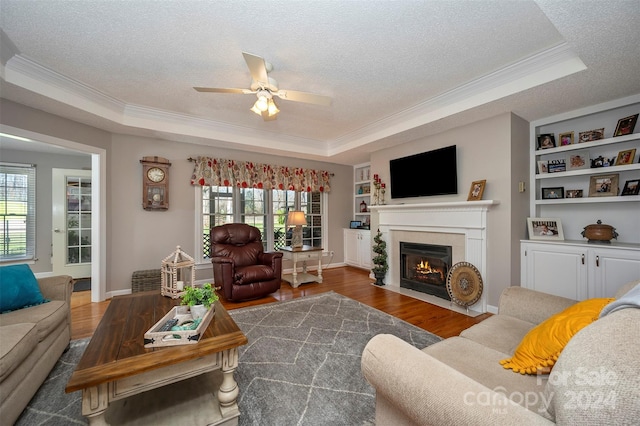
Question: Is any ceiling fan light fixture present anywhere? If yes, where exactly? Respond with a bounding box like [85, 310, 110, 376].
[256, 95, 269, 111]
[267, 98, 279, 116]
[250, 102, 262, 115]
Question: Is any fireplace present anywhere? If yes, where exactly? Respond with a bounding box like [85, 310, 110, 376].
[400, 242, 451, 300]
[370, 201, 496, 313]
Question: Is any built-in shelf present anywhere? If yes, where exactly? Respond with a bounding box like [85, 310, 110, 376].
[535, 195, 640, 205]
[529, 95, 639, 243]
[536, 163, 640, 179]
[353, 163, 371, 227]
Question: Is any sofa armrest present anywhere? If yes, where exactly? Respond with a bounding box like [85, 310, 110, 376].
[362, 334, 553, 426]
[258, 251, 283, 264]
[211, 257, 235, 300]
[258, 252, 283, 274]
[38, 275, 73, 305]
[498, 286, 576, 325]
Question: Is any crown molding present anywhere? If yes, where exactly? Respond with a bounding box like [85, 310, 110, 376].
[5, 55, 126, 121]
[123, 104, 329, 157]
[327, 42, 586, 155]
[3, 42, 585, 160]
[3, 54, 328, 157]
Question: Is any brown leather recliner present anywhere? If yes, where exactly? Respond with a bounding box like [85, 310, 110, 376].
[210, 223, 283, 302]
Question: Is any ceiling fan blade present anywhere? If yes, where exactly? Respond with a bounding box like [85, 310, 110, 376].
[275, 90, 332, 106]
[242, 52, 269, 85]
[193, 87, 254, 94]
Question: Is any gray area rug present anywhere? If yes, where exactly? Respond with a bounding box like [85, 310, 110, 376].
[16, 338, 88, 425]
[16, 291, 441, 425]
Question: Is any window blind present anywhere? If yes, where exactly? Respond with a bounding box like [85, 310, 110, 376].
[0, 162, 36, 261]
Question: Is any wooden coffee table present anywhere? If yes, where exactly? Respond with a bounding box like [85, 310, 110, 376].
[66, 291, 247, 425]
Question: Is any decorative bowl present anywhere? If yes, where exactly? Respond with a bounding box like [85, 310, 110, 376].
[581, 220, 618, 243]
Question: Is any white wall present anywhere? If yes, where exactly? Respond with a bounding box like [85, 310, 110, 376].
[369, 112, 529, 308]
[1, 98, 533, 305]
[108, 134, 352, 292]
[0, 99, 352, 294]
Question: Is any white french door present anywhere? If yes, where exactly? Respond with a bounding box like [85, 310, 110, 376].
[52, 169, 92, 278]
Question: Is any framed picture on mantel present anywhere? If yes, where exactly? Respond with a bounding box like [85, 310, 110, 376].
[467, 179, 486, 201]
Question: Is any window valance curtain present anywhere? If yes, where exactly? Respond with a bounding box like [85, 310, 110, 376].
[190, 157, 331, 193]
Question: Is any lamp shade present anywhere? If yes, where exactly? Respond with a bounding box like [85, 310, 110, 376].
[287, 211, 307, 226]
[267, 98, 280, 115]
[287, 211, 306, 248]
[256, 96, 269, 112]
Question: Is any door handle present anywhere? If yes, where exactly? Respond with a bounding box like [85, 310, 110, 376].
[596, 255, 600, 267]
[54, 228, 64, 233]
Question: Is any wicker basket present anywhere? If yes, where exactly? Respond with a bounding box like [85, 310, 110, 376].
[131, 269, 162, 293]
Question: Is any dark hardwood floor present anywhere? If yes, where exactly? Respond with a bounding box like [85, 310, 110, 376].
[70, 266, 491, 341]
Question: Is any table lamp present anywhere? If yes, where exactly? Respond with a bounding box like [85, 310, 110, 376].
[287, 211, 306, 248]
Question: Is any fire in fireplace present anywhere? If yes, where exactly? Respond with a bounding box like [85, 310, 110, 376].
[400, 242, 452, 300]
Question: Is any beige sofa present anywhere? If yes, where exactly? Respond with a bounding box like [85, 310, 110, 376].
[0, 275, 73, 425]
[362, 280, 640, 425]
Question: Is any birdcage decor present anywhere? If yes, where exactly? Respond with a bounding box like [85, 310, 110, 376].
[161, 245, 195, 299]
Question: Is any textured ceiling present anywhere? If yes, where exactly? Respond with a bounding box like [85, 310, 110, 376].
[1, 0, 639, 164]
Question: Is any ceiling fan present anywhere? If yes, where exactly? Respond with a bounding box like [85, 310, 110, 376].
[194, 52, 331, 121]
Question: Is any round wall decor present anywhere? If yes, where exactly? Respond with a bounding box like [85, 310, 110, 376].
[446, 261, 483, 308]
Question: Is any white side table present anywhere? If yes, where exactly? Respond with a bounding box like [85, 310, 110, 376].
[280, 245, 324, 288]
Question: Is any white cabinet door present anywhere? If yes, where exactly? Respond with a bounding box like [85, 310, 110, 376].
[344, 229, 360, 266]
[360, 230, 372, 269]
[590, 248, 640, 298]
[343, 229, 372, 269]
[522, 242, 587, 300]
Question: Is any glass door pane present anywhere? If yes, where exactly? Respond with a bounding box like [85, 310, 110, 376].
[66, 177, 91, 265]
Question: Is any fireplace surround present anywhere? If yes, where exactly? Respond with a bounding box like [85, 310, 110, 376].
[370, 201, 497, 313]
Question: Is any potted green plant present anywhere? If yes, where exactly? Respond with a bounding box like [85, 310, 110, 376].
[372, 229, 388, 286]
[181, 283, 219, 319]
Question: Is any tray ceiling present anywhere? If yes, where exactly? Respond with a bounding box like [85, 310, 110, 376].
[1, 0, 639, 164]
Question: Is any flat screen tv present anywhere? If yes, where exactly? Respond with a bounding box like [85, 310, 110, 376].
[389, 145, 457, 199]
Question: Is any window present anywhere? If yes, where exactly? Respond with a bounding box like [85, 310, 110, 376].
[272, 190, 296, 250]
[198, 186, 325, 262]
[0, 163, 36, 262]
[201, 186, 233, 259]
[240, 188, 266, 231]
[302, 191, 323, 248]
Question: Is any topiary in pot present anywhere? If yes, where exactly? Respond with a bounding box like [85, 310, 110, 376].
[372, 229, 388, 286]
[181, 283, 219, 319]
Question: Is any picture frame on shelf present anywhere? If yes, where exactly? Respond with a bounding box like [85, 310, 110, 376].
[467, 179, 486, 201]
[537, 160, 548, 174]
[566, 189, 583, 198]
[559, 131, 574, 146]
[541, 187, 564, 199]
[537, 134, 556, 150]
[567, 150, 590, 170]
[578, 128, 605, 143]
[614, 148, 636, 166]
[588, 173, 619, 197]
[591, 155, 616, 168]
[547, 158, 566, 173]
[621, 179, 640, 196]
[613, 113, 638, 137]
[527, 218, 564, 241]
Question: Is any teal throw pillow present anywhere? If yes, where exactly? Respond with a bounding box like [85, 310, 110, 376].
[0, 264, 47, 313]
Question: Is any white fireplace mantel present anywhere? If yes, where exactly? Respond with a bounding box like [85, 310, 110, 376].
[369, 200, 499, 313]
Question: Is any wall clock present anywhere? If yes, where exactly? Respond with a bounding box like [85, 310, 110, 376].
[140, 156, 171, 210]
